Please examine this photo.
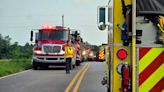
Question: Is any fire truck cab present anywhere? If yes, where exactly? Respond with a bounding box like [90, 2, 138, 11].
[30, 26, 76, 70]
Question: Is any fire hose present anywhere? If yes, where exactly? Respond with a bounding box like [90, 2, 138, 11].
[120, 63, 131, 92]
[157, 16, 164, 46]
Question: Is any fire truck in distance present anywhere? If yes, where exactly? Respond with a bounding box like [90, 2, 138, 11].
[81, 47, 95, 61]
[81, 47, 90, 61]
[97, 44, 106, 62]
[30, 26, 77, 70]
[70, 30, 84, 66]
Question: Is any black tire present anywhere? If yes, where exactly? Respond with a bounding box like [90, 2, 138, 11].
[33, 62, 38, 70]
[108, 87, 110, 92]
[73, 64, 75, 69]
[76, 60, 81, 66]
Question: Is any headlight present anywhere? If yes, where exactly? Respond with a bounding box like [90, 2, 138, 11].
[82, 51, 86, 56]
[34, 50, 42, 54]
[60, 50, 65, 54]
[34, 47, 42, 54]
[89, 53, 93, 57]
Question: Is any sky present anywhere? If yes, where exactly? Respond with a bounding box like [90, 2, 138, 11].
[0, 0, 109, 45]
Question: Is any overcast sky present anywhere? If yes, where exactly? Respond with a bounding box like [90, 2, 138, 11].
[0, 0, 109, 45]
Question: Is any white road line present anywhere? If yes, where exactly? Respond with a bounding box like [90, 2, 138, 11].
[0, 69, 31, 80]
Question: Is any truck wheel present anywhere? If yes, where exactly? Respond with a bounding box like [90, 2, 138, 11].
[76, 60, 81, 66]
[108, 88, 110, 92]
[33, 62, 38, 70]
[73, 64, 75, 69]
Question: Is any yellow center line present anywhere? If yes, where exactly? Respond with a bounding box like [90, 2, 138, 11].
[65, 63, 88, 92]
[73, 63, 90, 92]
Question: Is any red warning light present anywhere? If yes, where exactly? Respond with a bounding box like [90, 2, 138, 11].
[43, 26, 48, 29]
[48, 26, 53, 29]
[117, 49, 128, 60]
[42, 26, 54, 30]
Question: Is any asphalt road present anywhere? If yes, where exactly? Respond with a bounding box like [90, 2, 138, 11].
[0, 62, 107, 92]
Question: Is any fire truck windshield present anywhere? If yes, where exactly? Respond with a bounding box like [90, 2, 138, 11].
[39, 30, 68, 41]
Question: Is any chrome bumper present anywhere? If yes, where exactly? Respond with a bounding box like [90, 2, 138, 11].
[32, 55, 65, 63]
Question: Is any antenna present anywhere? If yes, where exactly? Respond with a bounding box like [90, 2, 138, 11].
[62, 15, 64, 27]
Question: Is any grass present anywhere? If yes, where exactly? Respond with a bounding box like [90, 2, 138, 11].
[0, 59, 32, 77]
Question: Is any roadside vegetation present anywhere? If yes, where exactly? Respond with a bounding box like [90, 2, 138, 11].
[0, 59, 32, 77]
[0, 34, 32, 77]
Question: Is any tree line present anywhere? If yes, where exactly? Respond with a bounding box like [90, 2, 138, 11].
[0, 34, 32, 59]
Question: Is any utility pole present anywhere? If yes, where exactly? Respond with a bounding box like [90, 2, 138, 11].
[62, 15, 64, 27]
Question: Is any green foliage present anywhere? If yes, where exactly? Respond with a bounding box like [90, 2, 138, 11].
[0, 34, 11, 59]
[0, 59, 32, 77]
[0, 34, 32, 59]
[0, 34, 33, 77]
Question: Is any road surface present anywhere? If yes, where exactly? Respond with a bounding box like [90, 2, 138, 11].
[0, 62, 107, 92]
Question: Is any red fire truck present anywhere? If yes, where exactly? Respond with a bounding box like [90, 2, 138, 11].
[71, 30, 83, 66]
[30, 26, 76, 70]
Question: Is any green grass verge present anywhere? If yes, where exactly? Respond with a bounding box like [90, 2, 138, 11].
[0, 59, 32, 77]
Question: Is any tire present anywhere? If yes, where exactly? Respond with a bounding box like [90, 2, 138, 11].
[73, 64, 75, 69]
[33, 62, 38, 70]
[108, 87, 110, 92]
[76, 60, 81, 66]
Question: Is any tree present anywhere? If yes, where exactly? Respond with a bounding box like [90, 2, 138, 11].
[20, 43, 32, 58]
[0, 34, 11, 59]
[0, 34, 32, 59]
[9, 42, 21, 58]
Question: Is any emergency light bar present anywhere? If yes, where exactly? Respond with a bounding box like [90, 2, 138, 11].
[41, 26, 65, 30]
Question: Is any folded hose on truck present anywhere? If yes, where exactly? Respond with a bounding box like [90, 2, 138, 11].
[157, 16, 164, 46]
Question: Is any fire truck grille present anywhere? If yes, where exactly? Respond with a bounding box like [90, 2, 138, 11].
[43, 46, 61, 53]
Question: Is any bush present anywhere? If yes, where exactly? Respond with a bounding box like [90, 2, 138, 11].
[0, 59, 32, 77]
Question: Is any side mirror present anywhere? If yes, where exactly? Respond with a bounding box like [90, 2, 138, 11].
[98, 7, 106, 31]
[81, 38, 83, 43]
[98, 22, 106, 30]
[97, 6, 113, 31]
[35, 32, 39, 43]
[30, 31, 33, 41]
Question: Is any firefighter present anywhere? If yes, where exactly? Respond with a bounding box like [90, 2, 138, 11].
[64, 40, 74, 74]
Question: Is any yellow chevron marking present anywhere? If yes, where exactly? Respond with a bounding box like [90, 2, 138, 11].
[139, 63, 164, 92]
[139, 48, 164, 74]
[162, 89, 164, 92]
